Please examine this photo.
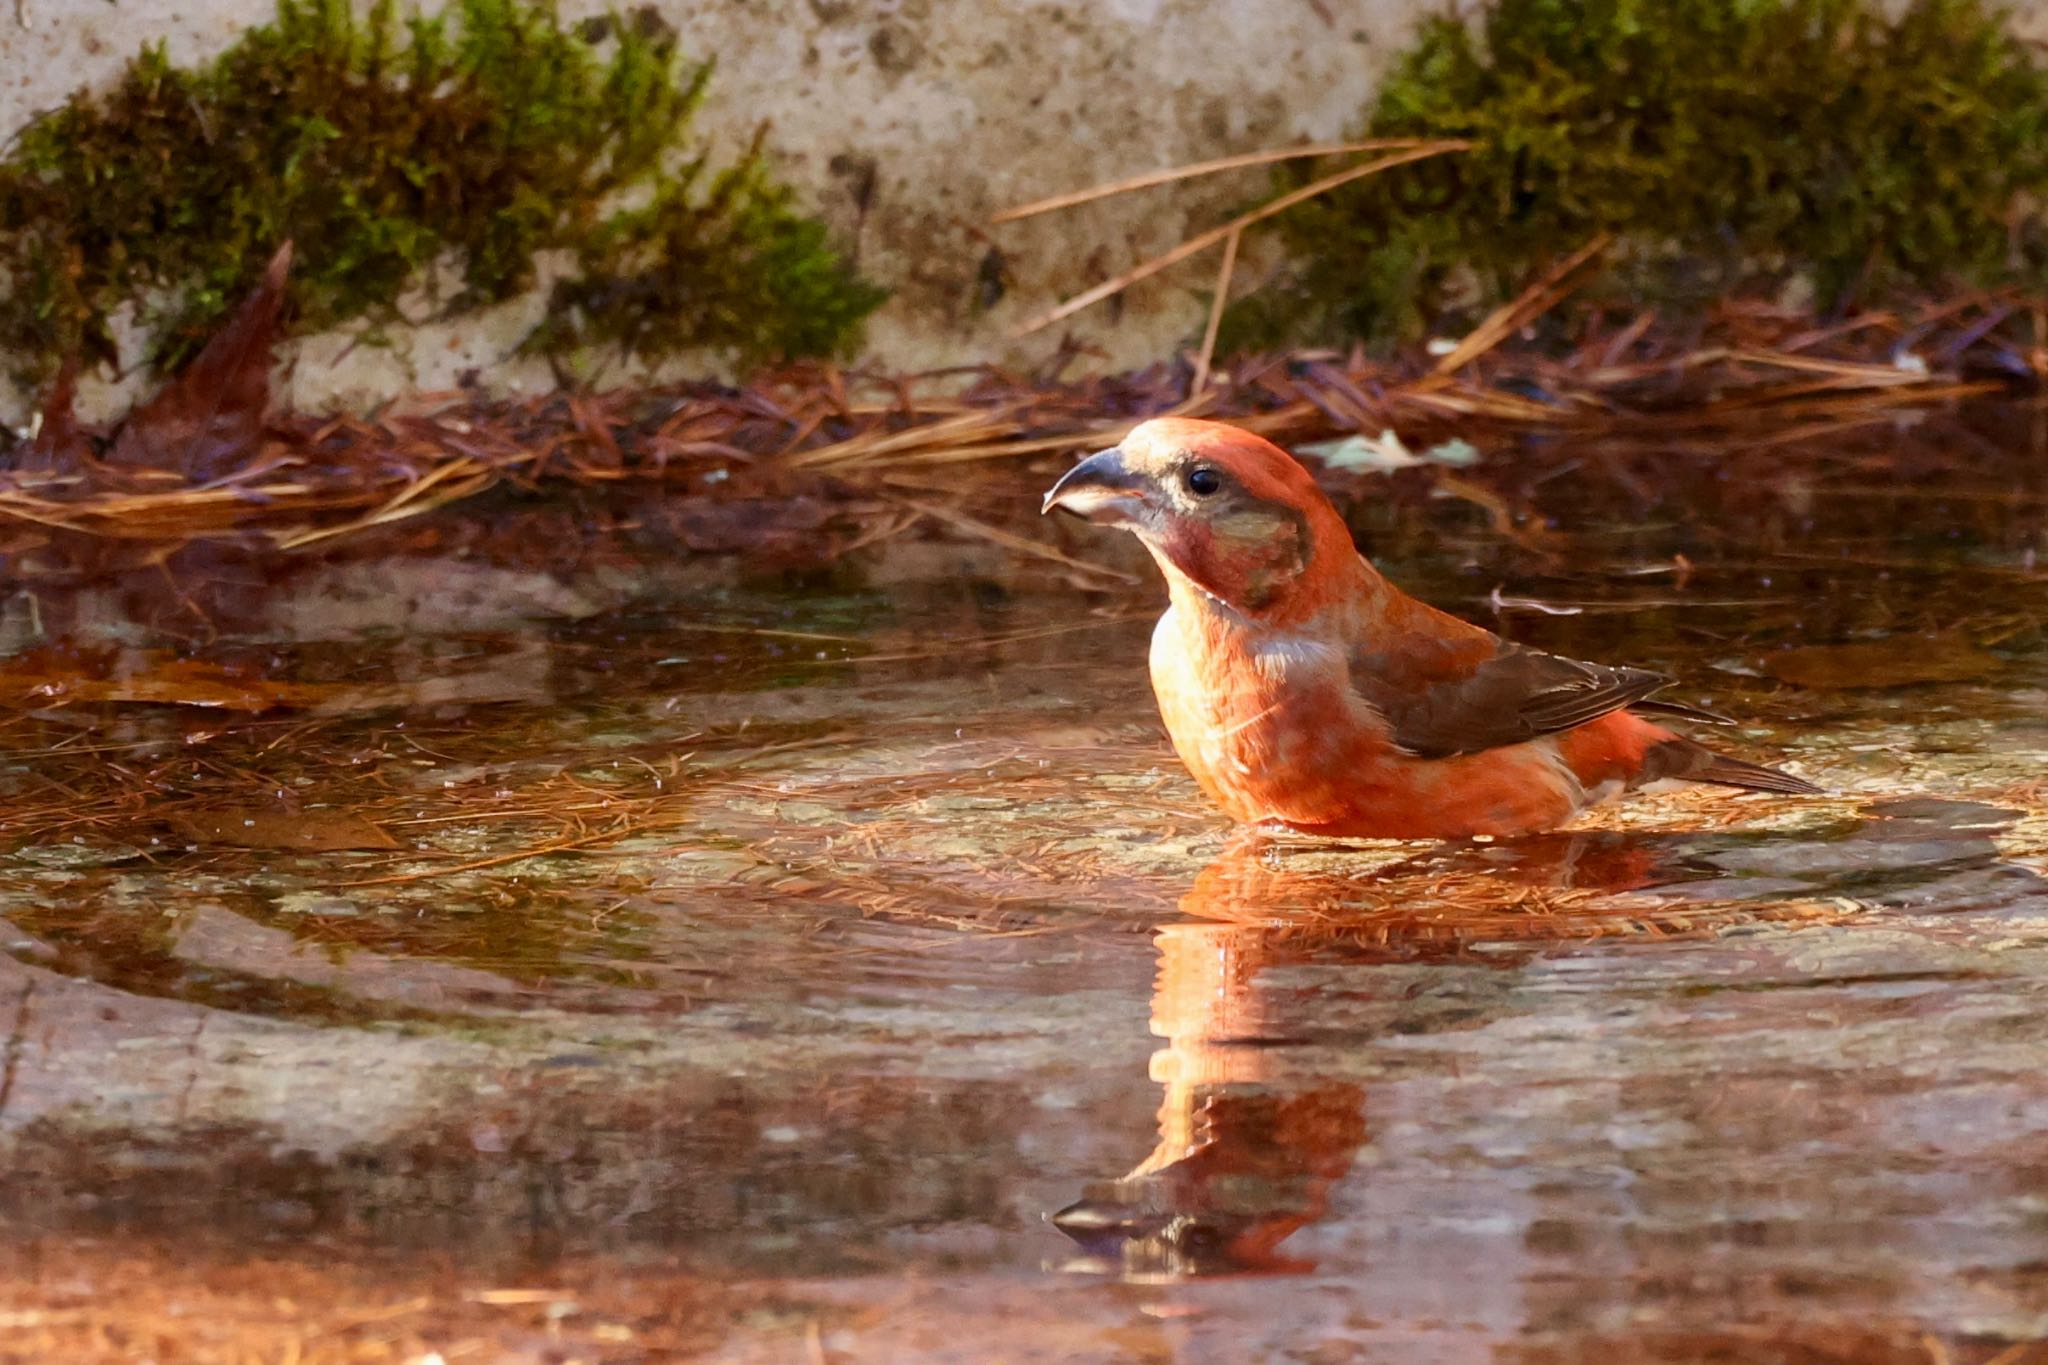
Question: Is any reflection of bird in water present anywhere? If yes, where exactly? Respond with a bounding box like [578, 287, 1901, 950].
[1051, 839, 1628, 1280]
[1052, 915, 1367, 1279]
[1188, 826, 1677, 923]
[1055, 801, 2043, 1281]
[1056, 801, 2046, 1282]
[1047, 820, 1845, 1282]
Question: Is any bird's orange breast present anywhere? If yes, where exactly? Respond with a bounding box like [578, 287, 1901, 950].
[1148, 604, 1613, 839]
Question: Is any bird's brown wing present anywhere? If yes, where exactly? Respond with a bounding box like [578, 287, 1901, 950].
[1354, 640, 1676, 759]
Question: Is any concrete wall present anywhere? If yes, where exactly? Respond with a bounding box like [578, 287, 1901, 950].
[13, 1, 2048, 421]
[0, 0, 1435, 421]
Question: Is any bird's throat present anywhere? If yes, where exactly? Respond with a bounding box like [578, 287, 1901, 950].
[1148, 507, 1313, 615]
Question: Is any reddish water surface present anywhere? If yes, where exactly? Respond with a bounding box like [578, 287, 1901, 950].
[2, 404, 2047, 1360]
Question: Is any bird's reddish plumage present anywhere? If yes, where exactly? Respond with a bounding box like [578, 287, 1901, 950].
[1046, 417, 1816, 839]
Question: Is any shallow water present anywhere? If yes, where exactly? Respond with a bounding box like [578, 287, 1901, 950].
[3, 407, 2048, 1360]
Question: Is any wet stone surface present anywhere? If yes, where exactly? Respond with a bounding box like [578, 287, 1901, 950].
[2, 414, 2048, 1360]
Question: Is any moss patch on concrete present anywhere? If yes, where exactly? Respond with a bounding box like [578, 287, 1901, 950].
[1229, 0, 2048, 349]
[0, 0, 884, 386]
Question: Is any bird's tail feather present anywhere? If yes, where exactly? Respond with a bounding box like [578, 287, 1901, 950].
[1692, 751, 1823, 795]
[1641, 736, 1822, 795]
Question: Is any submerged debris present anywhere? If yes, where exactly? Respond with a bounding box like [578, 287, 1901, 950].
[0, 286, 2036, 556]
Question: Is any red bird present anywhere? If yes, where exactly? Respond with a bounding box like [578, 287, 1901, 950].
[1043, 417, 1817, 839]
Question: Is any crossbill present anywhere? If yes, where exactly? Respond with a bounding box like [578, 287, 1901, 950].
[1044, 418, 1817, 839]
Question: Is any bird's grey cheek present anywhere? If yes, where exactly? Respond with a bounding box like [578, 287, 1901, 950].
[1129, 505, 1178, 547]
[1137, 503, 1176, 537]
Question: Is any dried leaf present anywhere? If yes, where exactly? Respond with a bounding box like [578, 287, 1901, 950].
[1761, 631, 2000, 689]
[1299, 429, 1482, 473]
[104, 242, 292, 481]
[169, 806, 400, 852]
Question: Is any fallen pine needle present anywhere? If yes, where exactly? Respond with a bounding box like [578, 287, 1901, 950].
[990, 138, 1440, 223]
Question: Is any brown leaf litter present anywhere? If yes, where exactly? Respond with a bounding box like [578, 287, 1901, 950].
[0, 242, 2039, 562]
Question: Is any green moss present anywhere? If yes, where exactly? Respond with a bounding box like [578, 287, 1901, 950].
[0, 0, 883, 386]
[1229, 0, 2048, 350]
[530, 139, 889, 366]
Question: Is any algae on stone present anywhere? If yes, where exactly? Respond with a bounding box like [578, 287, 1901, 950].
[530, 140, 889, 368]
[1226, 0, 2048, 350]
[0, 0, 883, 386]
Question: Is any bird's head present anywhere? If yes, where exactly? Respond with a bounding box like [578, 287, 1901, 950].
[1042, 417, 1352, 616]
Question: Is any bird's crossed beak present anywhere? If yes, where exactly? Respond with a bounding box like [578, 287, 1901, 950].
[1042, 446, 1149, 526]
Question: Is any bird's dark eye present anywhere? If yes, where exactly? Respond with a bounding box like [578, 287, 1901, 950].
[1185, 466, 1222, 496]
